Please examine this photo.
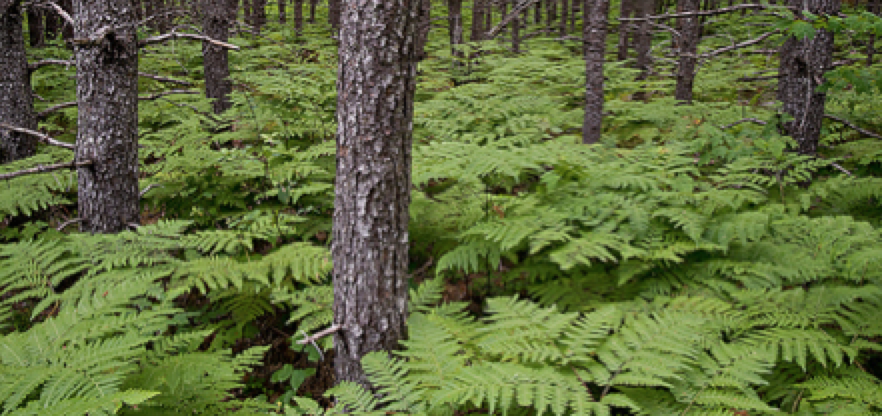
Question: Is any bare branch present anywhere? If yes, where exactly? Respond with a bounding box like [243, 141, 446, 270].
[621, 4, 778, 21]
[825, 114, 882, 140]
[0, 122, 75, 150]
[485, 0, 543, 39]
[701, 30, 780, 59]
[296, 324, 342, 345]
[36, 101, 78, 120]
[139, 31, 240, 50]
[719, 118, 769, 129]
[29, 59, 74, 72]
[138, 71, 193, 86]
[56, 218, 83, 231]
[0, 160, 92, 181]
[139, 184, 162, 198]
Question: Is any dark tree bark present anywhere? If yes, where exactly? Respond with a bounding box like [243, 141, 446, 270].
[253, 0, 267, 32]
[243, 0, 253, 27]
[448, 0, 464, 67]
[534, 0, 541, 23]
[44, 4, 59, 41]
[560, 0, 569, 36]
[777, 0, 839, 155]
[471, 0, 484, 40]
[0, 0, 37, 163]
[415, 0, 431, 60]
[25, 5, 43, 47]
[59, 0, 72, 40]
[570, 0, 579, 32]
[485, 0, 492, 32]
[582, 0, 611, 144]
[278, 0, 285, 23]
[633, 0, 653, 78]
[616, 0, 633, 60]
[333, 0, 417, 389]
[329, 0, 341, 30]
[72, 0, 140, 233]
[202, 0, 234, 114]
[674, 0, 700, 102]
[308, 0, 317, 23]
[294, 0, 303, 33]
[512, 6, 521, 52]
[868, 0, 880, 66]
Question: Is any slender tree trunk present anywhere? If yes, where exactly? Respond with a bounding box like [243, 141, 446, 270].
[329, 0, 341, 30]
[512, 6, 521, 52]
[294, 0, 303, 33]
[0, 0, 37, 163]
[243, 0, 253, 27]
[415, 0, 431, 60]
[560, 0, 568, 36]
[44, 4, 59, 41]
[633, 0, 654, 93]
[448, 0, 464, 68]
[308, 0, 317, 23]
[867, 0, 880, 66]
[777, 0, 839, 156]
[202, 0, 234, 114]
[72, 0, 140, 233]
[333, 0, 417, 390]
[25, 5, 43, 47]
[253, 0, 267, 32]
[674, 0, 700, 102]
[278, 0, 285, 23]
[570, 0, 579, 33]
[485, 0, 491, 32]
[471, 0, 485, 41]
[583, 0, 611, 144]
[534, 0, 541, 23]
[60, 0, 72, 40]
[616, 0, 633, 60]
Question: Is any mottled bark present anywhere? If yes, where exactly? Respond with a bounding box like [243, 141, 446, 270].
[0, 0, 37, 163]
[582, 0, 610, 144]
[202, 0, 234, 114]
[72, 0, 140, 233]
[674, 0, 700, 102]
[333, 0, 417, 389]
[777, 0, 839, 156]
[25, 5, 43, 47]
[471, 0, 485, 41]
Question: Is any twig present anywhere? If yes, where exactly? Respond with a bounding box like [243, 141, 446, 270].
[0, 123, 75, 150]
[701, 30, 780, 59]
[718, 118, 768, 129]
[56, 218, 82, 231]
[824, 114, 882, 139]
[0, 160, 93, 181]
[296, 324, 342, 345]
[139, 184, 162, 198]
[28, 59, 74, 72]
[138, 71, 193, 86]
[139, 31, 240, 50]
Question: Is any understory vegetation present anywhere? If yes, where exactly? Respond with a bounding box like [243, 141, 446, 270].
[2, 2, 882, 415]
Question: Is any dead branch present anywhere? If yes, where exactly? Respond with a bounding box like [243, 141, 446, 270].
[138, 71, 193, 86]
[825, 114, 882, 140]
[29, 59, 74, 72]
[701, 30, 780, 59]
[485, 0, 543, 39]
[0, 160, 93, 181]
[621, 4, 778, 21]
[139, 31, 240, 50]
[0, 122, 75, 150]
[719, 118, 769, 129]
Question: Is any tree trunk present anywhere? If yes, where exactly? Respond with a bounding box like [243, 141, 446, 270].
[616, 0, 633, 60]
[294, 0, 303, 33]
[329, 0, 341, 30]
[243, 0, 252, 27]
[202, 0, 234, 114]
[253, 0, 267, 32]
[534, 1, 541, 24]
[0, 0, 37, 163]
[278, 0, 285, 23]
[633, 0, 654, 100]
[471, 0, 485, 41]
[44, 4, 59, 41]
[674, 0, 700, 102]
[560, 0, 568, 36]
[415, 0, 431, 60]
[582, 0, 611, 144]
[512, 6, 521, 53]
[448, 0, 464, 69]
[308, 0, 317, 23]
[25, 5, 43, 47]
[570, 0, 579, 33]
[867, 0, 880, 66]
[333, 0, 417, 389]
[777, 0, 839, 156]
[60, 0, 72, 40]
[72, 0, 140, 233]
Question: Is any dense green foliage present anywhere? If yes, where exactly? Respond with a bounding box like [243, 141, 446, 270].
[2, 1, 882, 415]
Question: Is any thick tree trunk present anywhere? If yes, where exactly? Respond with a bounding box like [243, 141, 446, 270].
[582, 0, 611, 144]
[25, 5, 43, 47]
[202, 0, 234, 114]
[333, 0, 417, 389]
[777, 0, 839, 156]
[674, 0, 700, 102]
[72, 0, 140, 233]
[0, 0, 37, 163]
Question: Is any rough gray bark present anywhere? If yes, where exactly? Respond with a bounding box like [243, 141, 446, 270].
[777, 0, 839, 155]
[72, 0, 140, 233]
[332, 0, 417, 389]
[582, 0, 610, 144]
[202, 0, 234, 114]
[0, 0, 37, 163]
[674, 0, 700, 102]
